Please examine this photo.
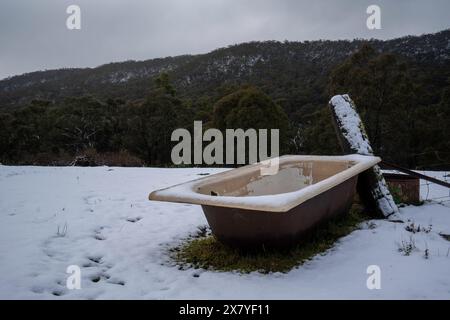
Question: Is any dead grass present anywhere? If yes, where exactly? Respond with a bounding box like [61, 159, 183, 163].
[172, 204, 371, 273]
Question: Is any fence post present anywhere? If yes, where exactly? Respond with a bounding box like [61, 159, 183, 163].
[329, 94, 399, 218]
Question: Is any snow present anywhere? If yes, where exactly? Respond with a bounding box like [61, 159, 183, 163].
[371, 164, 400, 217]
[0, 165, 449, 299]
[330, 95, 373, 156]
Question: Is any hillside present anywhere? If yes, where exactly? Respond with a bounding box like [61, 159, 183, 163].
[0, 29, 449, 169]
[1, 29, 449, 109]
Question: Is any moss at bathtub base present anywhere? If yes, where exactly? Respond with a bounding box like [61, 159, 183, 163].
[173, 205, 370, 274]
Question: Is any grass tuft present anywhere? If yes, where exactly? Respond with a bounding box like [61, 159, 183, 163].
[173, 204, 371, 273]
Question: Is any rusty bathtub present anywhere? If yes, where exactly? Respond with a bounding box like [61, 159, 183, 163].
[149, 155, 380, 248]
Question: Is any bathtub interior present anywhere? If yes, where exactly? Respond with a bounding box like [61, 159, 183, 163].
[196, 160, 356, 197]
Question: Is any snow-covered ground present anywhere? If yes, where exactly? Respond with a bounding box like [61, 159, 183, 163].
[0, 165, 449, 299]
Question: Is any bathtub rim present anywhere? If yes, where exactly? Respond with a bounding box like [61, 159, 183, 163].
[148, 154, 380, 212]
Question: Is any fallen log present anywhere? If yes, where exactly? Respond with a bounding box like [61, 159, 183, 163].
[329, 94, 399, 218]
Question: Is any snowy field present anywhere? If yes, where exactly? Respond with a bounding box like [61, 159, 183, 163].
[0, 165, 449, 299]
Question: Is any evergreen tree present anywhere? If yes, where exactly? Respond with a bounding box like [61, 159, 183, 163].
[125, 73, 186, 165]
[329, 44, 418, 166]
[212, 86, 291, 160]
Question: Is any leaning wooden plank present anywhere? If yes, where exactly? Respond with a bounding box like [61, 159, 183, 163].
[329, 94, 398, 218]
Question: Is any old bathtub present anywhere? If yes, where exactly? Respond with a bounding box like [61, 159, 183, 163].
[149, 155, 380, 248]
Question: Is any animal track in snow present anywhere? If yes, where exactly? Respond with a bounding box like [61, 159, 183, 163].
[87, 255, 103, 264]
[126, 216, 142, 223]
[93, 226, 108, 241]
[82, 255, 126, 287]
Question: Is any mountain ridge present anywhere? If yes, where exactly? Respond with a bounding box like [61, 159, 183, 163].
[1, 29, 449, 108]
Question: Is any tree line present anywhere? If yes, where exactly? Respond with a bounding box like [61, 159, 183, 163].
[0, 45, 449, 169]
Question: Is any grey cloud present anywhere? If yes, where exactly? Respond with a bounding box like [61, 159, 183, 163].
[0, 0, 449, 79]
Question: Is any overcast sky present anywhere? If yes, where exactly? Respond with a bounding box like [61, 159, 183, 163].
[0, 0, 449, 80]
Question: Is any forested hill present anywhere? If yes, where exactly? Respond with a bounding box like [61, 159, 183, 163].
[1, 29, 449, 169]
[1, 29, 449, 109]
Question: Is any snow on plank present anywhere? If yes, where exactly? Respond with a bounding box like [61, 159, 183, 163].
[329, 94, 398, 218]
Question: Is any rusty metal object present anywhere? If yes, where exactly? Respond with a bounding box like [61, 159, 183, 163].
[202, 177, 357, 248]
[383, 173, 420, 205]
